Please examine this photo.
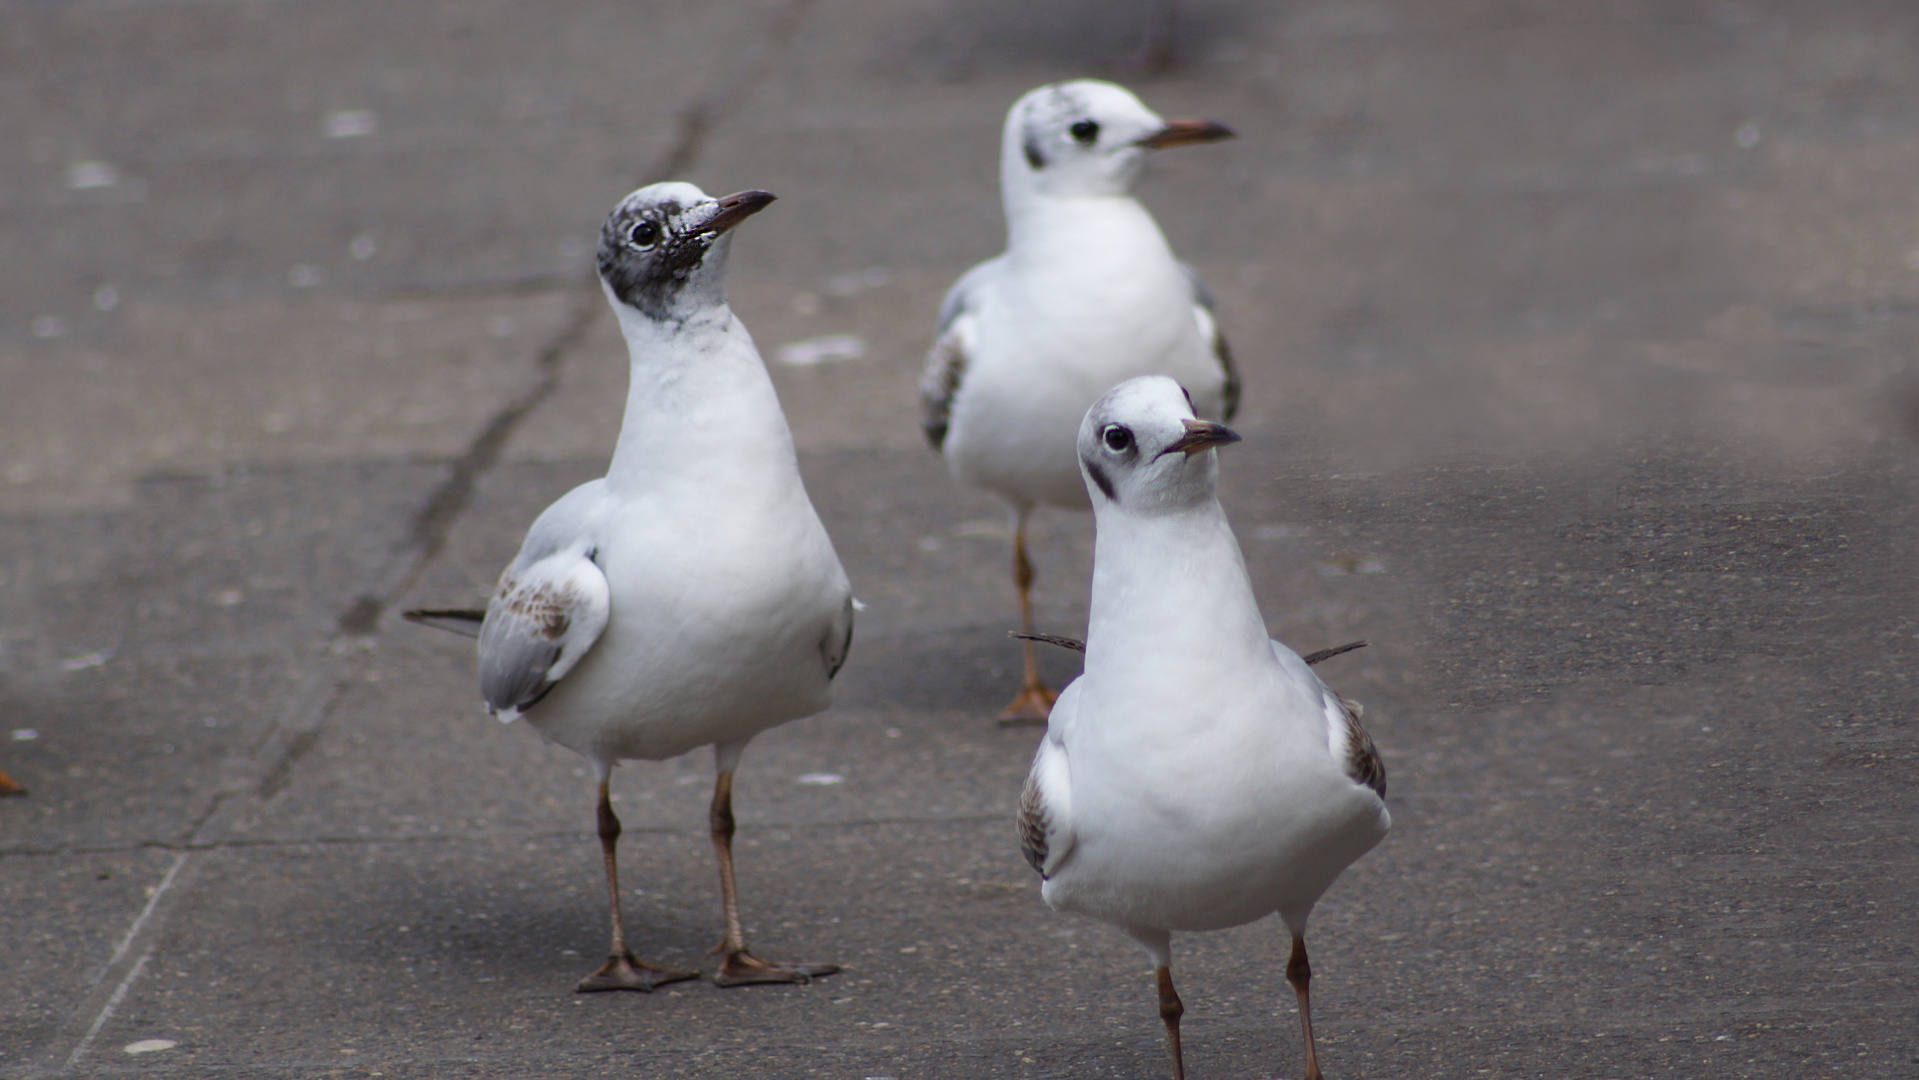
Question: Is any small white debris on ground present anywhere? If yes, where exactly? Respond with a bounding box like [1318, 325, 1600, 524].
[67, 162, 119, 190]
[824, 267, 890, 297]
[324, 110, 378, 138]
[776, 334, 864, 366]
[796, 773, 844, 786]
[123, 1040, 177, 1055]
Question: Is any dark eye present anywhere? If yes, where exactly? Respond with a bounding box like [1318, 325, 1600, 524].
[628, 220, 660, 249]
[1070, 119, 1100, 144]
[1101, 424, 1134, 453]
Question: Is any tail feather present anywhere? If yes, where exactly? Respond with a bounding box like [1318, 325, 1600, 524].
[402, 608, 486, 639]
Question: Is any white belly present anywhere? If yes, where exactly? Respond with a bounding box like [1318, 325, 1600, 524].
[526, 500, 846, 763]
[944, 268, 1226, 512]
[1041, 698, 1389, 933]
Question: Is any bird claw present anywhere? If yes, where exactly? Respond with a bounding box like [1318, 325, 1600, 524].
[576, 951, 698, 993]
[997, 684, 1057, 726]
[712, 949, 840, 987]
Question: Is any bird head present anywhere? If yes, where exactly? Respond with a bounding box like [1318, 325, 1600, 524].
[596, 183, 776, 321]
[1001, 80, 1234, 202]
[1078, 376, 1241, 516]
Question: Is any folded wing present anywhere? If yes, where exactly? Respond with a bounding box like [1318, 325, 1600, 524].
[1181, 262, 1241, 422]
[479, 543, 609, 723]
[920, 259, 997, 451]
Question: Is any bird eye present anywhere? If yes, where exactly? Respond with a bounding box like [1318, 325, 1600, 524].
[628, 220, 660, 249]
[1070, 119, 1100, 144]
[1102, 424, 1134, 453]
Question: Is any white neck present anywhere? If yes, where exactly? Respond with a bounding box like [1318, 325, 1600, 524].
[1084, 499, 1274, 687]
[603, 298, 800, 497]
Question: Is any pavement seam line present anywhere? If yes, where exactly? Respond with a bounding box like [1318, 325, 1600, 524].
[86, 850, 190, 986]
[36, 11, 825, 1071]
[65, 952, 153, 1070]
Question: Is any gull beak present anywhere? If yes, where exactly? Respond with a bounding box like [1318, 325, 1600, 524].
[696, 189, 778, 237]
[1136, 119, 1236, 150]
[1159, 418, 1242, 458]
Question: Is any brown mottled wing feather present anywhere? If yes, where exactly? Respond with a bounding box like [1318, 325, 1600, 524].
[1018, 769, 1049, 876]
[921, 260, 994, 452]
[478, 551, 609, 719]
[1211, 325, 1242, 423]
[920, 331, 967, 451]
[1183, 263, 1240, 422]
[1338, 696, 1387, 798]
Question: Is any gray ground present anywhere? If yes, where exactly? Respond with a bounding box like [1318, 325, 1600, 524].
[3, 1, 1915, 1077]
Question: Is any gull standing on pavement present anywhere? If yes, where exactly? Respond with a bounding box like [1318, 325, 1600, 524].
[406, 183, 852, 992]
[1019, 377, 1389, 1079]
[921, 79, 1240, 724]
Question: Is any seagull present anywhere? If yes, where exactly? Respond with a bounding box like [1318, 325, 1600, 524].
[1018, 376, 1389, 1080]
[920, 79, 1240, 724]
[405, 182, 853, 992]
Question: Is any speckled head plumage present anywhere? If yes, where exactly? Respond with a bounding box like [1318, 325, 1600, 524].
[596, 182, 776, 321]
[1003, 80, 1234, 201]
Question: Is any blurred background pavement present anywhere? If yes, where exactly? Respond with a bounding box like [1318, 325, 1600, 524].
[2, 2, 1915, 1077]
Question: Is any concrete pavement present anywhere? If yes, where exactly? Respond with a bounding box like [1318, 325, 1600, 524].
[3, 1, 1915, 1077]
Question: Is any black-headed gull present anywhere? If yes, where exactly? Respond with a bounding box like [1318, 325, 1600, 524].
[920, 80, 1239, 724]
[1019, 376, 1388, 1079]
[408, 183, 852, 992]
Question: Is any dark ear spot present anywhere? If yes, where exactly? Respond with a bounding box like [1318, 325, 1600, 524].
[1023, 137, 1047, 170]
[1083, 457, 1117, 502]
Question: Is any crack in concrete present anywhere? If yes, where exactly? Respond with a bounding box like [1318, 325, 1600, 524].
[31, 7, 825, 1071]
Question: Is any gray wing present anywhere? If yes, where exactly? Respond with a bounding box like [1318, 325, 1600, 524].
[1272, 639, 1386, 798]
[478, 489, 610, 723]
[823, 595, 855, 680]
[1336, 695, 1387, 798]
[920, 259, 998, 451]
[1181, 262, 1241, 422]
[1017, 679, 1079, 879]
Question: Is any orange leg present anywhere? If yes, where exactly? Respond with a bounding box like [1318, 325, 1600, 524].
[1288, 932, 1325, 1080]
[1157, 964, 1188, 1080]
[998, 512, 1057, 726]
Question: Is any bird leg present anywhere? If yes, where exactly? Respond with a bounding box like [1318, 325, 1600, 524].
[708, 769, 839, 986]
[998, 515, 1058, 726]
[0, 767, 24, 796]
[1287, 932, 1324, 1080]
[577, 777, 697, 992]
[1157, 965, 1188, 1080]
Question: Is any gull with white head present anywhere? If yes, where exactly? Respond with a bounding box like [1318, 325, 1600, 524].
[921, 79, 1241, 724]
[1018, 376, 1389, 1079]
[407, 182, 853, 992]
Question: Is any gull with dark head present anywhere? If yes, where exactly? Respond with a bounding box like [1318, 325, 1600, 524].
[921, 79, 1240, 724]
[1019, 376, 1389, 1079]
[407, 182, 852, 992]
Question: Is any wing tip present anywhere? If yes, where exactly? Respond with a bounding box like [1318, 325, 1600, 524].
[403, 608, 487, 639]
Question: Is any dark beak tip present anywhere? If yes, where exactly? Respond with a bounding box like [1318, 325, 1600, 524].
[1140, 119, 1237, 149]
[718, 189, 778, 213]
